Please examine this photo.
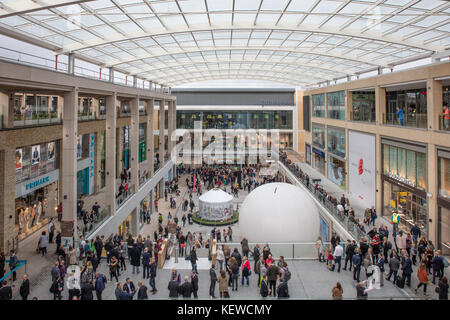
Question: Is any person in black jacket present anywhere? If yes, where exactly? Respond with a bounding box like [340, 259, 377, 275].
[400, 252, 413, 287]
[168, 278, 180, 298]
[129, 245, 141, 274]
[276, 276, 289, 298]
[231, 248, 242, 266]
[124, 278, 136, 294]
[359, 238, 369, 259]
[438, 276, 448, 300]
[142, 248, 151, 279]
[137, 281, 148, 300]
[0, 280, 12, 300]
[20, 274, 30, 300]
[191, 271, 199, 298]
[190, 246, 198, 274]
[180, 276, 193, 298]
[343, 240, 355, 271]
[80, 280, 94, 300]
[149, 258, 157, 294]
[209, 264, 217, 298]
[260, 275, 269, 298]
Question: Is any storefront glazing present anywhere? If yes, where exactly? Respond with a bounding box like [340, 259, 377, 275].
[386, 89, 427, 128]
[312, 124, 325, 150]
[312, 147, 325, 175]
[438, 153, 450, 255]
[327, 127, 346, 159]
[351, 91, 375, 122]
[312, 93, 325, 118]
[327, 91, 345, 120]
[328, 155, 346, 189]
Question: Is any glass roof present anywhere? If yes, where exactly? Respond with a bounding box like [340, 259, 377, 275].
[0, 0, 449, 87]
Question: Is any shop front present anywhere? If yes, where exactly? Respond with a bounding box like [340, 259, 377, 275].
[15, 140, 60, 240]
[312, 147, 325, 175]
[15, 170, 59, 240]
[437, 149, 450, 255]
[305, 143, 311, 165]
[381, 138, 428, 236]
[328, 155, 346, 189]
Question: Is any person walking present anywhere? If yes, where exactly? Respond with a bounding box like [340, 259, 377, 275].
[414, 262, 429, 295]
[386, 252, 400, 283]
[51, 275, 64, 300]
[129, 245, 141, 274]
[191, 271, 199, 298]
[39, 231, 49, 256]
[94, 272, 106, 300]
[190, 246, 198, 274]
[109, 256, 119, 282]
[331, 242, 343, 272]
[352, 248, 362, 282]
[209, 263, 217, 298]
[216, 246, 225, 272]
[142, 248, 151, 279]
[149, 258, 157, 294]
[19, 274, 30, 300]
[400, 253, 413, 288]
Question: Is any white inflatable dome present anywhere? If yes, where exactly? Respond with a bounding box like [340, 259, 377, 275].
[239, 183, 320, 242]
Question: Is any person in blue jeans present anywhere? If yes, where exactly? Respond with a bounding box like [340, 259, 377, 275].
[396, 107, 405, 126]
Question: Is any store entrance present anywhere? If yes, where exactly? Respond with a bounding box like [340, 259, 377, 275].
[383, 179, 428, 236]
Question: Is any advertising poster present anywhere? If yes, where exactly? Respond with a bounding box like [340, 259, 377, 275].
[348, 130, 376, 208]
[15, 148, 23, 170]
[31, 145, 40, 165]
[47, 142, 55, 162]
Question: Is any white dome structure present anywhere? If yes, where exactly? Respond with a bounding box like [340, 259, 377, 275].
[198, 188, 234, 221]
[239, 183, 320, 242]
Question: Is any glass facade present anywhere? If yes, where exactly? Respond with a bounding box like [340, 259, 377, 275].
[176, 110, 292, 129]
[312, 124, 325, 150]
[312, 147, 325, 175]
[327, 127, 345, 158]
[382, 144, 427, 190]
[438, 206, 450, 256]
[12, 93, 61, 126]
[327, 91, 345, 120]
[328, 155, 346, 189]
[385, 89, 427, 128]
[351, 91, 375, 122]
[312, 93, 325, 118]
[15, 141, 59, 183]
[439, 156, 450, 199]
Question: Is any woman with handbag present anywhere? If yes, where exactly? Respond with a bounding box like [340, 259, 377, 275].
[109, 256, 119, 282]
[415, 262, 429, 295]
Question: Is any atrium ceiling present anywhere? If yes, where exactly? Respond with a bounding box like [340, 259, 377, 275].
[0, 0, 449, 87]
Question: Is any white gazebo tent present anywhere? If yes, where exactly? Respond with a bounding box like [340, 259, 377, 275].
[198, 188, 234, 221]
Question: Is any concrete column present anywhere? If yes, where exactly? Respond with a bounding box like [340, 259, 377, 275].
[130, 208, 139, 236]
[146, 99, 155, 177]
[68, 53, 75, 75]
[0, 148, 16, 252]
[375, 85, 386, 125]
[375, 133, 383, 215]
[116, 126, 123, 178]
[130, 97, 139, 189]
[159, 100, 165, 166]
[168, 100, 175, 159]
[94, 130, 101, 193]
[133, 76, 137, 88]
[427, 144, 437, 243]
[2, 92, 13, 129]
[109, 68, 114, 83]
[61, 88, 78, 244]
[106, 93, 117, 216]
[427, 78, 443, 130]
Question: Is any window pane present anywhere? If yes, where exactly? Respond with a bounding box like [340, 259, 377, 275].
[383, 144, 390, 174]
[416, 152, 427, 190]
[389, 145, 397, 175]
[406, 150, 416, 186]
[397, 147, 406, 178]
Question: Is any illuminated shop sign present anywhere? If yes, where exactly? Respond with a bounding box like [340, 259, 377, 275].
[26, 176, 49, 190]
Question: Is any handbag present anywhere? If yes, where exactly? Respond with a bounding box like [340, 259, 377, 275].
[435, 287, 440, 293]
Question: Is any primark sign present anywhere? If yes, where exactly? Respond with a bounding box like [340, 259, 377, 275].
[16, 170, 59, 198]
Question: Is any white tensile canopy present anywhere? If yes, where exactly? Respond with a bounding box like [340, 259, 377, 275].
[198, 188, 234, 221]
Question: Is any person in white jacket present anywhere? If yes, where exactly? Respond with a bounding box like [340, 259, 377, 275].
[332, 243, 344, 272]
[396, 231, 407, 251]
[216, 246, 225, 272]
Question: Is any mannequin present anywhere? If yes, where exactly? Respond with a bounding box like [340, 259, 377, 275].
[18, 208, 25, 233]
[30, 204, 36, 227]
[35, 201, 42, 225]
[23, 207, 30, 232]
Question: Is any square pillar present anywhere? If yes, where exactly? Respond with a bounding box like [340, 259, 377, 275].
[146, 99, 155, 177]
[130, 97, 139, 189]
[427, 144, 438, 243]
[0, 148, 16, 252]
[159, 100, 165, 166]
[94, 130, 102, 193]
[116, 126, 123, 178]
[106, 93, 117, 216]
[427, 78, 443, 130]
[375, 85, 386, 125]
[168, 100, 175, 159]
[61, 88, 78, 243]
[68, 53, 75, 75]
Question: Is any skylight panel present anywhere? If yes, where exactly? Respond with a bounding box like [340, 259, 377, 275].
[413, 15, 449, 28]
[138, 17, 164, 30]
[277, 13, 304, 26]
[185, 14, 209, 27]
[18, 24, 54, 38]
[160, 14, 186, 27]
[301, 14, 327, 27]
[68, 29, 100, 42]
[255, 14, 280, 25]
[312, 0, 342, 14]
[102, 8, 129, 23]
[261, 0, 289, 11]
[78, 15, 104, 27]
[86, 0, 115, 10]
[178, 0, 206, 13]
[151, 1, 180, 14]
[116, 21, 143, 34]
[412, 0, 446, 10]
[0, 16, 28, 26]
[206, 0, 233, 12]
[234, 0, 260, 11]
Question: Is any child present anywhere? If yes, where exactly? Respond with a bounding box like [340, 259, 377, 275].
[326, 246, 334, 270]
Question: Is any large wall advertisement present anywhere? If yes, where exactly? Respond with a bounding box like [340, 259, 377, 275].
[348, 131, 376, 208]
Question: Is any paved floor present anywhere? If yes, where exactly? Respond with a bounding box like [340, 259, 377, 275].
[8, 167, 447, 300]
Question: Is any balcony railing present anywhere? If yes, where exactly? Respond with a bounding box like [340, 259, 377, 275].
[83, 206, 111, 239]
[78, 111, 106, 122]
[350, 110, 376, 123]
[382, 112, 427, 129]
[13, 112, 61, 127]
[279, 154, 366, 241]
[438, 114, 450, 131]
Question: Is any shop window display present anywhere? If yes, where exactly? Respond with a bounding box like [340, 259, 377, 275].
[327, 91, 345, 120]
[312, 124, 325, 149]
[328, 155, 346, 189]
[439, 156, 450, 199]
[327, 127, 345, 158]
